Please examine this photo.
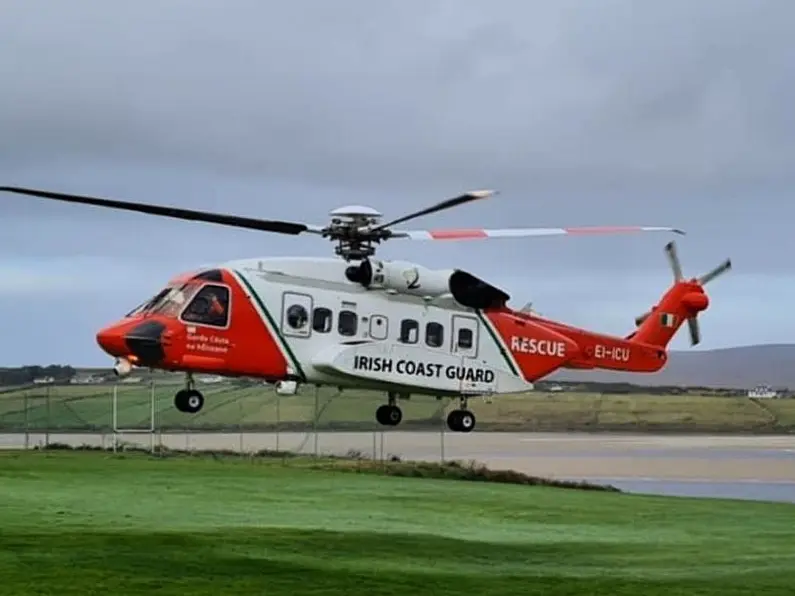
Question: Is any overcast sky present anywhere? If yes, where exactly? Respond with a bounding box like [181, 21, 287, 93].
[1, 0, 793, 367]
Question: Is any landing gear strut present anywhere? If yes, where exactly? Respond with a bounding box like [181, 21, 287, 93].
[174, 373, 204, 414]
[447, 397, 476, 433]
[375, 391, 403, 426]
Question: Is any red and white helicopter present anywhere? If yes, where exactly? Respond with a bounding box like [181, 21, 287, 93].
[1, 186, 731, 432]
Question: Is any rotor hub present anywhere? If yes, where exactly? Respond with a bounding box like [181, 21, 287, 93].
[328, 205, 382, 225]
[325, 205, 387, 261]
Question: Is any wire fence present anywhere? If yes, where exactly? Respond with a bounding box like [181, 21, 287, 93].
[2, 379, 794, 458]
[0, 379, 459, 461]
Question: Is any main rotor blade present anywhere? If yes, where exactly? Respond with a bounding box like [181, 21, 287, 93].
[664, 241, 684, 281]
[373, 190, 496, 231]
[698, 259, 732, 285]
[0, 186, 315, 235]
[391, 225, 685, 241]
[687, 316, 701, 346]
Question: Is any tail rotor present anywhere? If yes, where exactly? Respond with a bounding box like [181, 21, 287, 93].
[634, 241, 732, 346]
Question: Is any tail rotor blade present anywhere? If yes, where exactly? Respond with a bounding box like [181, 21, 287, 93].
[698, 259, 732, 285]
[664, 241, 684, 281]
[687, 316, 701, 346]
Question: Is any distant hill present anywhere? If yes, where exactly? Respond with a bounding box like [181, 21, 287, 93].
[550, 344, 795, 389]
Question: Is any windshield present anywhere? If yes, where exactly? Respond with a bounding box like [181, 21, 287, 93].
[125, 283, 202, 318]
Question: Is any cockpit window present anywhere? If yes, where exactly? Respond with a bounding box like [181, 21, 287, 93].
[125, 287, 170, 317]
[149, 284, 198, 317]
[180, 284, 230, 328]
[126, 283, 202, 318]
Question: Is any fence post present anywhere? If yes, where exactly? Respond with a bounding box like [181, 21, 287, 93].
[238, 400, 243, 454]
[23, 392, 29, 450]
[150, 377, 156, 454]
[440, 399, 446, 463]
[112, 384, 117, 453]
[313, 385, 319, 457]
[276, 393, 281, 452]
[45, 385, 51, 447]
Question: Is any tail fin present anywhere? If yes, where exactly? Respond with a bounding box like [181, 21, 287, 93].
[630, 282, 707, 348]
[628, 241, 731, 348]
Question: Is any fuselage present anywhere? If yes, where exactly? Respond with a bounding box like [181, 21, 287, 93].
[96, 256, 584, 396]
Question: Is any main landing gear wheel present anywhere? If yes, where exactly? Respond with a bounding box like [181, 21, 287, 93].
[447, 409, 476, 433]
[376, 404, 402, 426]
[174, 388, 204, 414]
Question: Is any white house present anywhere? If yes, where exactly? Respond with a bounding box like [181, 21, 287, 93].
[747, 384, 778, 399]
[70, 374, 104, 384]
[119, 376, 144, 384]
[197, 375, 225, 384]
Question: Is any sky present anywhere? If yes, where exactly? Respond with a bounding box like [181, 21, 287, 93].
[1, 0, 793, 367]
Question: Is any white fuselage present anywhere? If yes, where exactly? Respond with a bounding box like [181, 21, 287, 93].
[222, 256, 534, 396]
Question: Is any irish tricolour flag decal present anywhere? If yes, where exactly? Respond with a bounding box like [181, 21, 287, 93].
[660, 313, 677, 327]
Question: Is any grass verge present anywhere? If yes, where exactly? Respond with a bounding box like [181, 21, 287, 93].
[38, 441, 620, 492]
[1, 448, 794, 595]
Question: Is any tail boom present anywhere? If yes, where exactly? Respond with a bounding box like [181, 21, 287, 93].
[504, 279, 711, 377]
[490, 240, 729, 382]
[514, 315, 669, 373]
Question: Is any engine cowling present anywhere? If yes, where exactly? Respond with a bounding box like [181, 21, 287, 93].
[346, 258, 453, 298]
[345, 259, 510, 309]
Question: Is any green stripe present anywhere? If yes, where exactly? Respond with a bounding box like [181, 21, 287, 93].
[234, 269, 306, 381]
[476, 310, 520, 377]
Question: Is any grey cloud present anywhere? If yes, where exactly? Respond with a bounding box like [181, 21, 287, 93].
[1, 0, 793, 193]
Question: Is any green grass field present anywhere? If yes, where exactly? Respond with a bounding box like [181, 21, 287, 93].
[0, 449, 793, 595]
[2, 382, 795, 433]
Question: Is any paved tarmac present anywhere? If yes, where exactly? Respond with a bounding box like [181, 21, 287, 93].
[3, 431, 794, 502]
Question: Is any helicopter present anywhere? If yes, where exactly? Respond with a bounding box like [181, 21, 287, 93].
[1, 186, 731, 432]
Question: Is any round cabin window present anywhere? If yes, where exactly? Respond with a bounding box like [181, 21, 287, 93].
[286, 304, 308, 329]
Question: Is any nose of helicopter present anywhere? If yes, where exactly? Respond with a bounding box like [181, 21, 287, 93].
[96, 319, 168, 365]
[96, 325, 128, 358]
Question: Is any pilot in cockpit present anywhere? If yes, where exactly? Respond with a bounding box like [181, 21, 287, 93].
[182, 286, 228, 327]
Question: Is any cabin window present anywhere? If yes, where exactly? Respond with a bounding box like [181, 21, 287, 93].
[369, 314, 388, 340]
[285, 304, 309, 330]
[457, 327, 474, 350]
[399, 319, 419, 343]
[180, 284, 230, 328]
[425, 322, 444, 348]
[312, 307, 333, 333]
[338, 310, 358, 336]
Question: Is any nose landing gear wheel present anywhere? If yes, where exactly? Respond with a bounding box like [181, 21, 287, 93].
[447, 409, 476, 433]
[376, 404, 402, 426]
[174, 388, 204, 414]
